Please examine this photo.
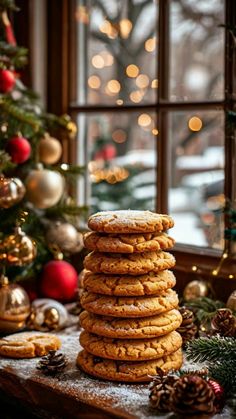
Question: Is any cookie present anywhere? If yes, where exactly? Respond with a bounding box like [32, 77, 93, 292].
[80, 309, 182, 339]
[77, 349, 183, 382]
[80, 289, 178, 317]
[88, 210, 174, 234]
[0, 331, 61, 358]
[83, 231, 175, 253]
[83, 270, 176, 296]
[80, 330, 182, 361]
[84, 251, 175, 275]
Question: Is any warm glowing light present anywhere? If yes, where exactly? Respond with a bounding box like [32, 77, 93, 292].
[126, 64, 139, 78]
[212, 269, 218, 276]
[100, 51, 114, 67]
[130, 90, 143, 103]
[151, 79, 158, 88]
[99, 20, 117, 38]
[116, 99, 123, 105]
[92, 55, 105, 69]
[119, 19, 132, 38]
[188, 116, 203, 131]
[138, 113, 152, 127]
[152, 128, 159, 136]
[192, 265, 198, 272]
[229, 274, 234, 279]
[88, 75, 101, 89]
[75, 6, 89, 24]
[135, 74, 149, 89]
[107, 80, 121, 94]
[145, 37, 156, 52]
[112, 129, 127, 143]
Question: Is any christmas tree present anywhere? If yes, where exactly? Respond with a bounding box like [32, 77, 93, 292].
[0, 1, 86, 303]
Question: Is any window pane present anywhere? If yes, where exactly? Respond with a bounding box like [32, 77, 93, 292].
[169, 0, 225, 101]
[77, 112, 157, 212]
[75, 0, 158, 105]
[169, 111, 224, 249]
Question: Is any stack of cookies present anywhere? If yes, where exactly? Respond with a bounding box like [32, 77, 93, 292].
[77, 210, 183, 382]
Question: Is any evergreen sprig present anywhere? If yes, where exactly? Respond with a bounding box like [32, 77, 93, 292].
[186, 336, 236, 363]
[185, 297, 225, 324]
[45, 204, 88, 218]
[0, 42, 27, 67]
[208, 360, 236, 391]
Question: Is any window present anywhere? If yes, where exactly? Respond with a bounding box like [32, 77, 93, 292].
[68, 0, 235, 258]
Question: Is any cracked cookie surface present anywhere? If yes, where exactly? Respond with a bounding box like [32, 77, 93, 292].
[83, 269, 176, 296]
[84, 251, 175, 275]
[80, 330, 182, 361]
[80, 289, 178, 317]
[77, 348, 183, 382]
[0, 331, 61, 358]
[83, 231, 175, 253]
[79, 309, 182, 339]
[88, 210, 174, 234]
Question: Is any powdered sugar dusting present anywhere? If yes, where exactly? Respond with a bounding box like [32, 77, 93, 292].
[0, 329, 233, 418]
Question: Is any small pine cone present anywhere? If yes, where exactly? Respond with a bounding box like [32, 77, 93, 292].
[177, 307, 198, 345]
[149, 368, 179, 412]
[211, 308, 236, 337]
[37, 350, 68, 375]
[172, 375, 216, 415]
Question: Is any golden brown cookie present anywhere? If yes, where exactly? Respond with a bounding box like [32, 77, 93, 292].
[83, 270, 176, 296]
[84, 251, 175, 275]
[80, 309, 182, 339]
[0, 331, 61, 358]
[83, 231, 175, 253]
[80, 330, 182, 361]
[77, 349, 183, 382]
[88, 211, 174, 234]
[80, 289, 178, 318]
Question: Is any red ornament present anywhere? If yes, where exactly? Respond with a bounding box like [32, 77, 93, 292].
[6, 135, 31, 164]
[0, 69, 16, 93]
[40, 260, 78, 302]
[208, 379, 225, 412]
[94, 144, 117, 160]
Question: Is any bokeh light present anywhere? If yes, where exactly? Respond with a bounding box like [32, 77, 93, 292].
[92, 55, 105, 69]
[188, 116, 203, 131]
[145, 37, 156, 52]
[126, 64, 139, 78]
[88, 75, 101, 89]
[138, 113, 152, 127]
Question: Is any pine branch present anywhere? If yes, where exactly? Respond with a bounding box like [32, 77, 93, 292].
[54, 164, 85, 177]
[45, 204, 88, 218]
[208, 360, 236, 392]
[0, 97, 42, 131]
[186, 297, 225, 324]
[0, 42, 28, 68]
[186, 336, 236, 363]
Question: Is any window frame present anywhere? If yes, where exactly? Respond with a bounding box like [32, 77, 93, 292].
[47, 0, 236, 281]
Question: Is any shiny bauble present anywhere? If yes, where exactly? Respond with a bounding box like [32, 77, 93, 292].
[1, 226, 37, 266]
[25, 165, 65, 209]
[226, 290, 236, 311]
[0, 175, 25, 208]
[0, 275, 30, 333]
[183, 280, 209, 301]
[46, 221, 83, 254]
[40, 260, 78, 302]
[27, 298, 68, 331]
[6, 135, 31, 164]
[38, 133, 62, 165]
[0, 69, 15, 93]
[208, 379, 225, 412]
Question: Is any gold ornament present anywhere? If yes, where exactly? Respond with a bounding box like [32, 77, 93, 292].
[0, 226, 37, 266]
[0, 275, 30, 333]
[183, 280, 209, 301]
[27, 298, 68, 331]
[46, 221, 83, 254]
[67, 121, 77, 138]
[38, 133, 63, 165]
[0, 175, 25, 208]
[25, 164, 65, 209]
[226, 290, 236, 311]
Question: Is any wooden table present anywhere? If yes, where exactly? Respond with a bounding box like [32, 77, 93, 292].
[0, 328, 234, 419]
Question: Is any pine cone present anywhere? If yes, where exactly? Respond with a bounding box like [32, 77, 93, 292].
[171, 375, 216, 415]
[37, 350, 68, 375]
[211, 308, 236, 337]
[177, 306, 198, 345]
[149, 368, 179, 412]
